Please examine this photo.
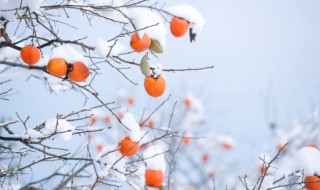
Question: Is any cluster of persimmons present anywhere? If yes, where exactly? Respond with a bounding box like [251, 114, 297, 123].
[2, 16, 190, 99]
[131, 17, 190, 98]
[1, 17, 190, 188]
[20, 45, 89, 82]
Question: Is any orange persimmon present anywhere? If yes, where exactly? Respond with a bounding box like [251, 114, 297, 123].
[90, 116, 97, 124]
[130, 32, 151, 53]
[118, 136, 140, 156]
[68, 61, 89, 82]
[305, 175, 320, 190]
[96, 144, 104, 152]
[20, 45, 41, 65]
[170, 17, 189, 37]
[144, 75, 166, 98]
[182, 137, 191, 144]
[127, 96, 134, 105]
[145, 170, 164, 188]
[47, 58, 68, 77]
[184, 98, 191, 107]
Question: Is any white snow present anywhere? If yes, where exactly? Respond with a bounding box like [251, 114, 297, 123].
[128, 8, 167, 50]
[218, 135, 235, 146]
[150, 62, 163, 78]
[283, 147, 320, 176]
[120, 112, 142, 141]
[50, 44, 85, 64]
[24, 0, 44, 12]
[96, 144, 127, 177]
[94, 38, 125, 58]
[0, 46, 21, 62]
[0, 37, 24, 73]
[27, 128, 44, 139]
[87, 0, 124, 7]
[143, 145, 166, 172]
[0, 0, 44, 21]
[180, 93, 205, 131]
[89, 108, 105, 121]
[43, 118, 75, 141]
[166, 4, 205, 38]
[36, 53, 49, 67]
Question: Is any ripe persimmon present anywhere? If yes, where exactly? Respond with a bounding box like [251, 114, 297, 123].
[305, 175, 320, 190]
[117, 113, 124, 120]
[202, 154, 209, 163]
[130, 32, 151, 53]
[96, 144, 103, 152]
[309, 143, 318, 149]
[170, 17, 189, 37]
[222, 142, 233, 150]
[47, 58, 68, 77]
[259, 166, 267, 174]
[68, 61, 89, 82]
[184, 98, 191, 107]
[104, 115, 112, 123]
[127, 96, 134, 105]
[144, 75, 166, 98]
[182, 137, 191, 144]
[20, 45, 41, 65]
[0, 28, 3, 38]
[118, 136, 140, 156]
[90, 116, 97, 124]
[145, 170, 164, 188]
[147, 120, 154, 128]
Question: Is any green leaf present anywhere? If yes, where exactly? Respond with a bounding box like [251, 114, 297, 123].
[140, 53, 150, 77]
[17, 16, 24, 20]
[81, 44, 87, 53]
[150, 39, 164, 53]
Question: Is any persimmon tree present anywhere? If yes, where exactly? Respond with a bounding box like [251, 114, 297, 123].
[0, 0, 216, 189]
[1, 1, 319, 190]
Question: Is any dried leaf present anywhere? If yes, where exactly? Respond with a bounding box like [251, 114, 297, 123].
[150, 39, 164, 53]
[81, 45, 87, 53]
[17, 16, 24, 20]
[140, 53, 150, 76]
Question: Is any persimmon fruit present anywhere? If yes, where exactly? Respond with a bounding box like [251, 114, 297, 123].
[184, 98, 191, 107]
[104, 115, 112, 123]
[202, 154, 209, 163]
[145, 170, 164, 188]
[0, 28, 3, 38]
[90, 116, 97, 124]
[222, 142, 233, 150]
[96, 144, 103, 152]
[144, 75, 166, 98]
[259, 166, 266, 174]
[147, 120, 154, 128]
[68, 61, 89, 82]
[47, 58, 68, 77]
[182, 137, 191, 144]
[309, 143, 318, 149]
[305, 175, 320, 190]
[20, 45, 41, 65]
[127, 96, 134, 105]
[170, 17, 189, 37]
[130, 32, 151, 53]
[118, 136, 140, 156]
[117, 113, 124, 120]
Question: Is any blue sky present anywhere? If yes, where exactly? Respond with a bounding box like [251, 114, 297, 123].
[1, 0, 320, 187]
